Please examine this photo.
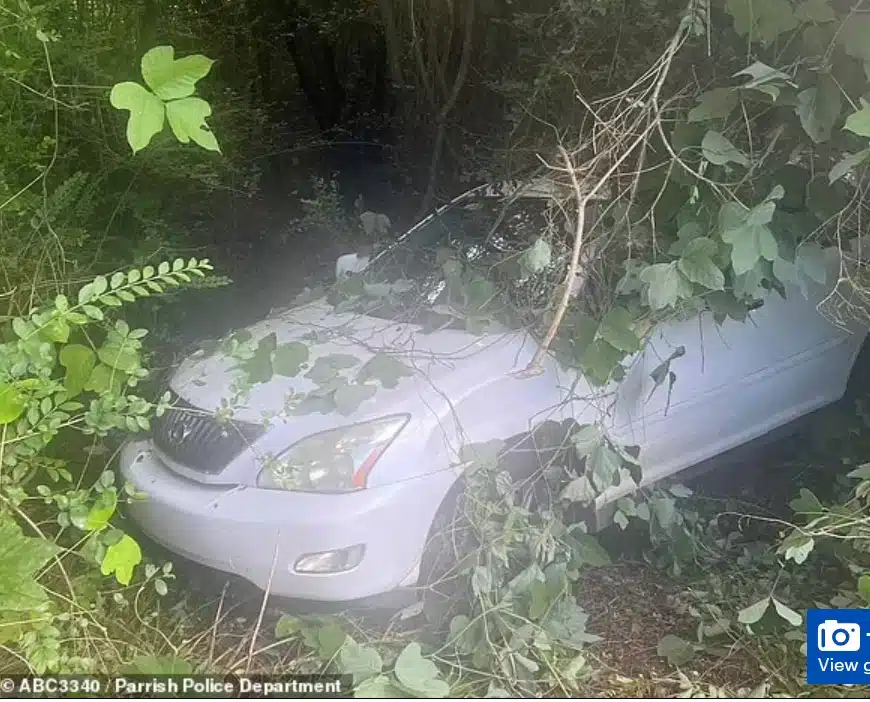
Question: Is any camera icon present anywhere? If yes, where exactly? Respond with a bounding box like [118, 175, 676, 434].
[818, 619, 862, 652]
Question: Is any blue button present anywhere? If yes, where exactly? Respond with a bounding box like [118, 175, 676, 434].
[807, 609, 870, 684]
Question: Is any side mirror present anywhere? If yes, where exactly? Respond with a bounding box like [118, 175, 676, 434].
[335, 252, 371, 280]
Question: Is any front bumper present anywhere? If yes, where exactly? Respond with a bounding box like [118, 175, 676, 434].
[118, 440, 450, 603]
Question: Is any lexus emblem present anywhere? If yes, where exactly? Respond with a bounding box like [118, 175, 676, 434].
[168, 421, 193, 445]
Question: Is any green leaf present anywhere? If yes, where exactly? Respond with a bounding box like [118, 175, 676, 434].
[358, 353, 414, 389]
[737, 597, 770, 624]
[333, 383, 377, 416]
[829, 149, 870, 184]
[795, 0, 836, 23]
[97, 343, 140, 372]
[844, 99, 870, 138]
[678, 241, 726, 290]
[272, 342, 309, 377]
[338, 636, 383, 684]
[688, 88, 738, 122]
[0, 514, 60, 612]
[789, 487, 824, 514]
[858, 574, 870, 604]
[519, 237, 552, 274]
[0, 383, 26, 425]
[543, 599, 600, 647]
[41, 317, 70, 344]
[354, 675, 404, 698]
[59, 344, 96, 397]
[795, 76, 842, 143]
[165, 97, 220, 152]
[597, 306, 640, 353]
[771, 598, 802, 627]
[571, 424, 603, 457]
[274, 614, 300, 639]
[393, 643, 450, 698]
[100, 534, 142, 585]
[796, 241, 827, 285]
[572, 534, 611, 567]
[85, 490, 118, 531]
[580, 339, 624, 386]
[640, 262, 687, 310]
[719, 190, 782, 275]
[725, 0, 798, 44]
[733, 61, 792, 100]
[657, 634, 694, 666]
[109, 82, 165, 154]
[85, 364, 123, 395]
[589, 443, 622, 489]
[141, 46, 215, 101]
[560, 475, 597, 503]
[839, 17, 870, 61]
[701, 130, 749, 167]
[782, 533, 814, 564]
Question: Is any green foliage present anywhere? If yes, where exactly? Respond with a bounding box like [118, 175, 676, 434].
[0, 515, 60, 613]
[111, 46, 220, 153]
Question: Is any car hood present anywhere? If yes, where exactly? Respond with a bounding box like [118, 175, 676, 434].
[170, 298, 522, 424]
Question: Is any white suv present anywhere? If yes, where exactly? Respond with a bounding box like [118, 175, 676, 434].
[119, 179, 867, 606]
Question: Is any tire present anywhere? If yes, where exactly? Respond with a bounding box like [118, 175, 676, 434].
[417, 420, 575, 621]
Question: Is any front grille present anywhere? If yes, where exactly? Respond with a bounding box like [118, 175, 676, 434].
[153, 392, 264, 474]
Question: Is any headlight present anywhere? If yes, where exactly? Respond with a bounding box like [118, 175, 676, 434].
[256, 415, 409, 492]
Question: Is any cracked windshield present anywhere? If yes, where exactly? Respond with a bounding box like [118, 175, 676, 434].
[3, 0, 870, 699]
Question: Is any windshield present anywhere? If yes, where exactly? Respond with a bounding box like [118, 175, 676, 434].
[338, 193, 572, 328]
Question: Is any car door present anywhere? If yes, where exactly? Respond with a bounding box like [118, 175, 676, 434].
[608, 246, 865, 490]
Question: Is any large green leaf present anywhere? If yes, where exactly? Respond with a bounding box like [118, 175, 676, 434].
[733, 61, 793, 100]
[109, 82, 165, 153]
[719, 188, 783, 275]
[795, 75, 842, 143]
[358, 354, 414, 389]
[141, 46, 215, 101]
[580, 339, 624, 386]
[839, 17, 870, 61]
[597, 306, 640, 353]
[85, 490, 118, 531]
[844, 99, 870, 138]
[738, 597, 770, 624]
[85, 364, 123, 395]
[726, 0, 798, 44]
[333, 383, 377, 416]
[639, 262, 691, 310]
[100, 534, 142, 585]
[796, 241, 827, 285]
[795, 0, 836, 23]
[542, 599, 600, 647]
[338, 636, 383, 684]
[688, 88, 738, 122]
[701, 130, 748, 166]
[59, 344, 96, 396]
[0, 514, 60, 612]
[0, 383, 26, 425]
[657, 634, 694, 666]
[678, 237, 725, 290]
[272, 342, 309, 377]
[393, 643, 450, 698]
[165, 97, 221, 152]
[97, 343, 140, 372]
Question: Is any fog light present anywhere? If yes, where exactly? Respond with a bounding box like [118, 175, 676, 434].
[293, 545, 365, 574]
